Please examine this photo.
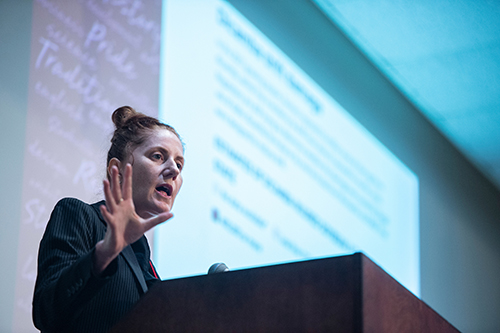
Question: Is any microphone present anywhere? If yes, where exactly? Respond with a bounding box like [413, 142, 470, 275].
[208, 262, 230, 274]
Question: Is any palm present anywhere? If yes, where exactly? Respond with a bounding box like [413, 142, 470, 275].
[98, 164, 172, 267]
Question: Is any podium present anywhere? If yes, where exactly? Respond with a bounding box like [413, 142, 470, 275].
[111, 253, 459, 332]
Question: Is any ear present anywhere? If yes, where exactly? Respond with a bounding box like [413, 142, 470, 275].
[107, 158, 122, 180]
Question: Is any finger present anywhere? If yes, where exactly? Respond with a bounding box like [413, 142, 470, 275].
[111, 166, 122, 204]
[102, 179, 116, 214]
[99, 204, 113, 227]
[142, 212, 174, 232]
[122, 163, 133, 201]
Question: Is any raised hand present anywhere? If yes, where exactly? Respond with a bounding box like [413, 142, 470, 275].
[94, 164, 172, 275]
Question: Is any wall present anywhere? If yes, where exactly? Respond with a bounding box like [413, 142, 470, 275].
[0, 1, 32, 331]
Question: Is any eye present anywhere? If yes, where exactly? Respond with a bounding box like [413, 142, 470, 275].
[152, 153, 163, 161]
[176, 162, 183, 171]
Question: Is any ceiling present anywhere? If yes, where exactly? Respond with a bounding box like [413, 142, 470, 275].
[312, 0, 500, 190]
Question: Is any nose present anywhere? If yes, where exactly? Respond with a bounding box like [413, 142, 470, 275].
[162, 158, 180, 180]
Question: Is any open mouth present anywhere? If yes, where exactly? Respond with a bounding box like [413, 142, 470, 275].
[156, 184, 172, 197]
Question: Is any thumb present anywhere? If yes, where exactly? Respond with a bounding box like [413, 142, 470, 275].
[143, 211, 174, 232]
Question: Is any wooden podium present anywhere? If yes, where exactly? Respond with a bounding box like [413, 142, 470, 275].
[111, 253, 459, 332]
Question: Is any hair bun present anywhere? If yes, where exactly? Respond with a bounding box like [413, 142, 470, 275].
[112, 106, 137, 129]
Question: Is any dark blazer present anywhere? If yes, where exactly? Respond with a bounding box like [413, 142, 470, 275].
[33, 198, 160, 333]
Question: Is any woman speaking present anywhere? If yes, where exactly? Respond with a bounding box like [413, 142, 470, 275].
[33, 106, 184, 332]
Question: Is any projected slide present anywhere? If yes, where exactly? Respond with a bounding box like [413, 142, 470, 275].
[156, 0, 419, 295]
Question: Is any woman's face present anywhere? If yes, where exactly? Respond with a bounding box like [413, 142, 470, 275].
[123, 128, 184, 218]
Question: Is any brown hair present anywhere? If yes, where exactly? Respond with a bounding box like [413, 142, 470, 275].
[107, 106, 183, 166]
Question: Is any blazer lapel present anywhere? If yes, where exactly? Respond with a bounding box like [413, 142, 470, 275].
[92, 201, 148, 294]
[121, 245, 149, 294]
